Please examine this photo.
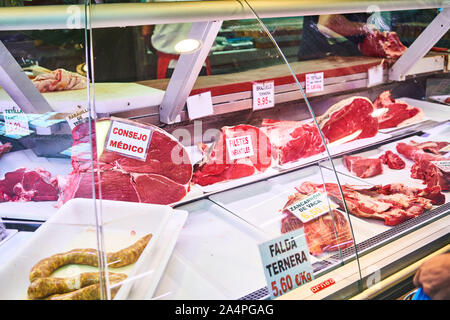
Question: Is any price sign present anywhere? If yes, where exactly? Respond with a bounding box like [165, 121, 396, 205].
[287, 192, 338, 223]
[226, 135, 254, 160]
[258, 228, 314, 299]
[252, 81, 274, 110]
[367, 64, 384, 87]
[105, 121, 153, 161]
[431, 160, 450, 173]
[305, 72, 324, 93]
[66, 106, 90, 130]
[186, 91, 214, 120]
[3, 107, 29, 136]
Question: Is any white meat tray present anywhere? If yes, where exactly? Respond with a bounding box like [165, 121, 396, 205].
[0, 83, 165, 114]
[209, 165, 391, 253]
[378, 98, 450, 133]
[152, 199, 269, 300]
[0, 199, 183, 300]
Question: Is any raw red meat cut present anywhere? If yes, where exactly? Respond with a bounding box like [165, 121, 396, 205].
[396, 140, 449, 191]
[373, 91, 424, 129]
[317, 97, 378, 144]
[379, 150, 405, 170]
[343, 155, 383, 178]
[295, 181, 442, 226]
[0, 168, 59, 202]
[0, 142, 12, 158]
[260, 119, 325, 165]
[192, 124, 272, 186]
[280, 192, 354, 256]
[358, 31, 407, 59]
[58, 118, 193, 206]
[32, 69, 87, 93]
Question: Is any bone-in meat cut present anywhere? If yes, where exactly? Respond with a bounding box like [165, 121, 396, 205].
[358, 31, 407, 59]
[317, 97, 378, 144]
[373, 91, 424, 129]
[260, 119, 325, 165]
[295, 181, 443, 226]
[396, 140, 449, 191]
[379, 150, 406, 170]
[192, 124, 272, 186]
[58, 119, 193, 206]
[280, 192, 354, 256]
[343, 155, 383, 178]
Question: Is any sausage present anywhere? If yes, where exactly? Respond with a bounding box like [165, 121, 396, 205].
[29, 233, 152, 282]
[45, 274, 127, 300]
[27, 272, 126, 300]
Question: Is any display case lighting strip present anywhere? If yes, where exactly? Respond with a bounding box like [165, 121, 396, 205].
[0, 0, 448, 31]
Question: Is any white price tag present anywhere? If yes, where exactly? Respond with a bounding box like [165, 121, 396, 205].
[186, 91, 214, 120]
[367, 64, 384, 87]
[252, 81, 275, 110]
[3, 107, 29, 136]
[66, 106, 90, 130]
[431, 160, 450, 173]
[226, 135, 254, 160]
[105, 121, 153, 160]
[287, 192, 338, 223]
[305, 72, 324, 93]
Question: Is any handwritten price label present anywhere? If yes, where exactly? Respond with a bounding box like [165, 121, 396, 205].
[287, 192, 338, 223]
[253, 81, 274, 110]
[226, 135, 254, 160]
[258, 228, 314, 299]
[3, 107, 29, 136]
[431, 160, 450, 173]
[305, 72, 324, 93]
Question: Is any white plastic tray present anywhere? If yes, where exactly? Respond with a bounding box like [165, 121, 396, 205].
[152, 199, 269, 300]
[0, 199, 176, 300]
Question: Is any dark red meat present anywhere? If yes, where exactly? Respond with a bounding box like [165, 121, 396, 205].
[359, 31, 407, 59]
[317, 97, 378, 143]
[373, 91, 424, 129]
[343, 155, 383, 178]
[0, 142, 12, 158]
[260, 119, 325, 165]
[192, 124, 272, 186]
[379, 150, 405, 170]
[280, 192, 354, 256]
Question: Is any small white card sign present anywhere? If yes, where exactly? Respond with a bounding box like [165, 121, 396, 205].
[367, 64, 384, 87]
[186, 91, 214, 120]
[66, 106, 90, 130]
[287, 192, 338, 223]
[105, 121, 153, 161]
[305, 72, 324, 93]
[253, 81, 275, 110]
[258, 228, 315, 299]
[3, 107, 29, 136]
[432, 160, 450, 173]
[226, 135, 254, 160]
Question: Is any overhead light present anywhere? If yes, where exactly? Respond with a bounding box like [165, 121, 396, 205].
[174, 39, 202, 54]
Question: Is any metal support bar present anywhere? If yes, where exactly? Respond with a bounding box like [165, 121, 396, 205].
[0, 41, 53, 114]
[389, 7, 450, 81]
[159, 20, 223, 124]
[0, 1, 448, 31]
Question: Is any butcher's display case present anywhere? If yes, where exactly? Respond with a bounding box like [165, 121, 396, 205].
[0, 0, 449, 301]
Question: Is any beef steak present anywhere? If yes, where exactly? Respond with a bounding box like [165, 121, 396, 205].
[379, 150, 405, 170]
[343, 155, 383, 178]
[358, 31, 407, 59]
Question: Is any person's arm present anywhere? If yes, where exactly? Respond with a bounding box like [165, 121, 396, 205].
[318, 14, 373, 37]
[413, 253, 450, 300]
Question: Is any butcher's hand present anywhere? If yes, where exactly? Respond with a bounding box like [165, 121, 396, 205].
[413, 253, 450, 300]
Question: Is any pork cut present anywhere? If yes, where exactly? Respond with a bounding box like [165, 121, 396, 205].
[280, 192, 354, 256]
[396, 140, 449, 191]
[373, 91, 424, 129]
[0, 142, 12, 158]
[260, 119, 325, 165]
[317, 97, 378, 144]
[379, 150, 405, 170]
[32, 69, 87, 93]
[295, 181, 443, 226]
[0, 168, 59, 202]
[58, 118, 193, 206]
[358, 31, 407, 59]
[343, 155, 383, 178]
[192, 124, 272, 186]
